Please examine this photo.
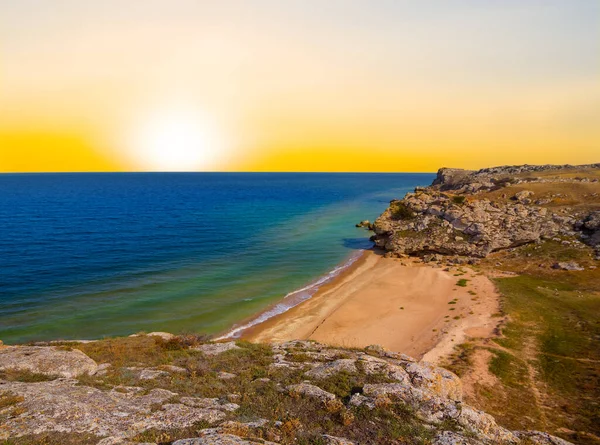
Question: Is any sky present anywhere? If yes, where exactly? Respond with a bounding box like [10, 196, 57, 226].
[0, 0, 598, 172]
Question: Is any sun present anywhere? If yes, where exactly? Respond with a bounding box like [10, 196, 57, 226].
[127, 107, 223, 172]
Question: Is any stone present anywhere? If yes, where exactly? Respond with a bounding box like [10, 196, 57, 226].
[96, 363, 112, 376]
[0, 379, 234, 440]
[286, 383, 336, 401]
[322, 435, 356, 445]
[404, 361, 462, 401]
[139, 368, 169, 380]
[355, 220, 372, 229]
[514, 190, 534, 202]
[304, 359, 357, 379]
[217, 371, 237, 380]
[194, 342, 241, 355]
[552, 262, 584, 271]
[0, 346, 98, 378]
[128, 332, 175, 341]
[514, 431, 574, 445]
[432, 431, 483, 445]
[147, 332, 176, 340]
[161, 365, 189, 374]
[180, 397, 239, 412]
[173, 433, 279, 445]
[357, 354, 409, 383]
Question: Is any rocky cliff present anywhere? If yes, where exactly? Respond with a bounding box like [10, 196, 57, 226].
[371, 163, 600, 262]
[0, 335, 573, 444]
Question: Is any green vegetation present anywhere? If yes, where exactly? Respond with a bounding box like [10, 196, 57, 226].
[452, 196, 466, 205]
[448, 240, 600, 444]
[389, 202, 414, 220]
[0, 369, 57, 383]
[456, 279, 468, 287]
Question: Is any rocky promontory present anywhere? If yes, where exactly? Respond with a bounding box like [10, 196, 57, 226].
[371, 163, 600, 262]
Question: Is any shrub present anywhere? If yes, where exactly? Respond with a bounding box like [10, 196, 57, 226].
[452, 196, 466, 205]
[390, 202, 414, 220]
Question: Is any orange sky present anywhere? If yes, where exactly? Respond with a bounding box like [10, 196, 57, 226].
[1, 1, 598, 173]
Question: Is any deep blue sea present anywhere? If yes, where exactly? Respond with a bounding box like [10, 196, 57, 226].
[0, 173, 433, 344]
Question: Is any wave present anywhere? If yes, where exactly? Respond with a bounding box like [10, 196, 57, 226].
[215, 250, 365, 340]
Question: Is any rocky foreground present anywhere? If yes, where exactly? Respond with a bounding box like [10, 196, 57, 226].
[371, 163, 600, 263]
[0, 334, 571, 444]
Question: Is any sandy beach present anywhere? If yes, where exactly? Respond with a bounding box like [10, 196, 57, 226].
[243, 250, 500, 362]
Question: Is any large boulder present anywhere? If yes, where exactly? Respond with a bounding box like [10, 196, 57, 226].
[304, 359, 357, 379]
[0, 379, 236, 440]
[404, 361, 462, 401]
[432, 168, 475, 190]
[287, 383, 336, 402]
[0, 346, 98, 378]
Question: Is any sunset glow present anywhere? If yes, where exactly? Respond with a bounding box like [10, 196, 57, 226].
[125, 107, 225, 171]
[0, 1, 598, 172]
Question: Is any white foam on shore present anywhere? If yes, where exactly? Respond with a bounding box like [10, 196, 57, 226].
[215, 250, 365, 340]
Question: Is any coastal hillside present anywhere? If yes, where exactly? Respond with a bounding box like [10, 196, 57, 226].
[371, 163, 600, 444]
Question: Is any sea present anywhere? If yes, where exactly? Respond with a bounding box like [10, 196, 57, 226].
[0, 172, 433, 344]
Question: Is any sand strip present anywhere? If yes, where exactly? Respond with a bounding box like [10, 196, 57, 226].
[243, 250, 500, 362]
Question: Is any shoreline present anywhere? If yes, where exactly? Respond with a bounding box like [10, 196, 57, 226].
[241, 250, 501, 363]
[214, 250, 366, 341]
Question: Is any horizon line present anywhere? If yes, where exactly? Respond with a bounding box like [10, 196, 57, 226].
[0, 170, 438, 175]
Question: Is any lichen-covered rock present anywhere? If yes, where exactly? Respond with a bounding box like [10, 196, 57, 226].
[287, 383, 336, 401]
[357, 354, 409, 383]
[457, 405, 518, 443]
[0, 379, 234, 440]
[304, 359, 357, 379]
[361, 382, 458, 423]
[0, 346, 98, 378]
[194, 341, 241, 355]
[404, 361, 462, 401]
[173, 434, 279, 445]
[433, 431, 483, 445]
[97, 438, 157, 445]
[138, 368, 169, 380]
[180, 396, 239, 412]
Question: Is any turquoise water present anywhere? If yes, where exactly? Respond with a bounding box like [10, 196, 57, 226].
[0, 173, 433, 344]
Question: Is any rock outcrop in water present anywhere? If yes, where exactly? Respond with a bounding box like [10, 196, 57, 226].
[371, 163, 600, 261]
[0, 337, 573, 444]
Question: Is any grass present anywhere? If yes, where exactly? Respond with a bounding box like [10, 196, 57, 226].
[456, 279, 468, 287]
[0, 369, 58, 383]
[450, 239, 600, 444]
[452, 195, 466, 205]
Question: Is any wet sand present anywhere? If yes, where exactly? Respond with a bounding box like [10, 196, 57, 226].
[242, 250, 500, 362]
